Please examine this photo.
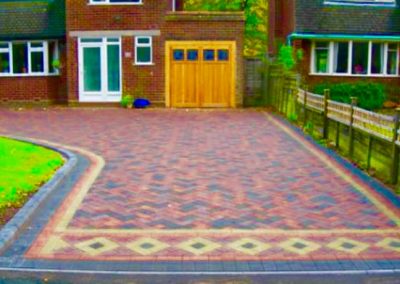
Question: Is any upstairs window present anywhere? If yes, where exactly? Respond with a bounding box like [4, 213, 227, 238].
[89, 0, 142, 4]
[312, 40, 399, 76]
[0, 41, 59, 76]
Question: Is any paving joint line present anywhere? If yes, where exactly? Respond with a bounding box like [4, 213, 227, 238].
[0, 267, 399, 276]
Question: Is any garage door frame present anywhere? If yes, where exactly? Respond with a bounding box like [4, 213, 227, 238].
[165, 41, 237, 108]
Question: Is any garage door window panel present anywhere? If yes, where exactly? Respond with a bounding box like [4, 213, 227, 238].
[173, 49, 184, 61]
[187, 49, 198, 61]
[218, 49, 229, 61]
[204, 50, 215, 61]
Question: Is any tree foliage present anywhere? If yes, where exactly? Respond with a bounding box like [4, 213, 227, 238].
[185, 0, 268, 57]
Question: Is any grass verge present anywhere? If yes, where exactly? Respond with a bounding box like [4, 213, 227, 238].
[0, 137, 64, 226]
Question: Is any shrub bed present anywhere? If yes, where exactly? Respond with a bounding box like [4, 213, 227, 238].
[313, 82, 386, 111]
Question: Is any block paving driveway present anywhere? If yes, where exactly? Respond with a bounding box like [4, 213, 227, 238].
[0, 108, 399, 275]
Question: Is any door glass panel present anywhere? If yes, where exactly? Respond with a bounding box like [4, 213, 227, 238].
[187, 49, 198, 61]
[173, 49, 184, 61]
[107, 38, 120, 43]
[203, 49, 215, 61]
[107, 45, 120, 92]
[218, 49, 229, 61]
[83, 47, 101, 92]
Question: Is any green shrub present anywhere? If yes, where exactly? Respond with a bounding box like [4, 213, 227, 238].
[287, 112, 298, 122]
[277, 44, 304, 71]
[313, 82, 386, 111]
[120, 95, 134, 108]
[51, 59, 61, 69]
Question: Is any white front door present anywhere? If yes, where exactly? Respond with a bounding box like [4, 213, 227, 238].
[78, 37, 122, 102]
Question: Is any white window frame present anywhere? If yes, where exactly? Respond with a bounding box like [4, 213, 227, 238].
[324, 0, 395, 6]
[78, 37, 122, 102]
[135, 36, 153, 65]
[48, 41, 60, 75]
[311, 40, 399, 77]
[0, 40, 59, 77]
[28, 42, 46, 75]
[387, 43, 399, 75]
[311, 41, 330, 74]
[89, 0, 142, 5]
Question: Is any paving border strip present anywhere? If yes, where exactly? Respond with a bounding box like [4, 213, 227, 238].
[0, 112, 399, 276]
[265, 112, 400, 209]
[0, 135, 78, 252]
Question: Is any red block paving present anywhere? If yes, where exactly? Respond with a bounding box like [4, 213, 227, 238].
[0, 108, 399, 262]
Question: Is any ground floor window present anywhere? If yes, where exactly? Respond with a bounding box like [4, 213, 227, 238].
[311, 40, 399, 76]
[0, 40, 59, 76]
[135, 36, 152, 65]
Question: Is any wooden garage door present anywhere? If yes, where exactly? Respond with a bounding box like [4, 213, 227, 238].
[166, 41, 236, 108]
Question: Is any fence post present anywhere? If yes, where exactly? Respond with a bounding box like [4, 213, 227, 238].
[284, 78, 289, 115]
[348, 97, 358, 159]
[280, 77, 285, 113]
[279, 71, 284, 113]
[263, 61, 270, 106]
[303, 85, 308, 128]
[336, 121, 340, 148]
[323, 89, 330, 140]
[367, 136, 373, 171]
[391, 108, 400, 185]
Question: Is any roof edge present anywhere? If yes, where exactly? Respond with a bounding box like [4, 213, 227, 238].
[288, 32, 400, 44]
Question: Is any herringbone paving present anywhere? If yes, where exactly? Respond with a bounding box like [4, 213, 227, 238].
[0, 109, 399, 264]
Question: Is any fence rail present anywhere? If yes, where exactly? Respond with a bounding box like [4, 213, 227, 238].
[265, 65, 400, 189]
[295, 88, 400, 185]
[352, 107, 396, 142]
[327, 100, 352, 126]
[298, 89, 398, 142]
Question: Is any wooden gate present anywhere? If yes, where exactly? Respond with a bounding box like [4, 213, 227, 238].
[166, 41, 236, 108]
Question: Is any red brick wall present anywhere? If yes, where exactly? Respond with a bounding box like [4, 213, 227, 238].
[269, 0, 295, 56]
[66, 34, 166, 104]
[297, 40, 400, 98]
[66, 0, 172, 31]
[0, 76, 62, 102]
[65, 0, 245, 106]
[65, 1, 174, 103]
[0, 40, 68, 103]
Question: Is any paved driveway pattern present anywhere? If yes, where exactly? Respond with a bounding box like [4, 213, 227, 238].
[0, 109, 399, 265]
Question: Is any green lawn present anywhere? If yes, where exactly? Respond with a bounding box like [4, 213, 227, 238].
[0, 137, 64, 225]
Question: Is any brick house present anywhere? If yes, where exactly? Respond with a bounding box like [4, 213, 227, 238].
[0, 0, 245, 107]
[270, 0, 400, 94]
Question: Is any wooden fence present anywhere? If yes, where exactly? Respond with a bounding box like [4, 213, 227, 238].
[296, 88, 400, 185]
[264, 65, 399, 187]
